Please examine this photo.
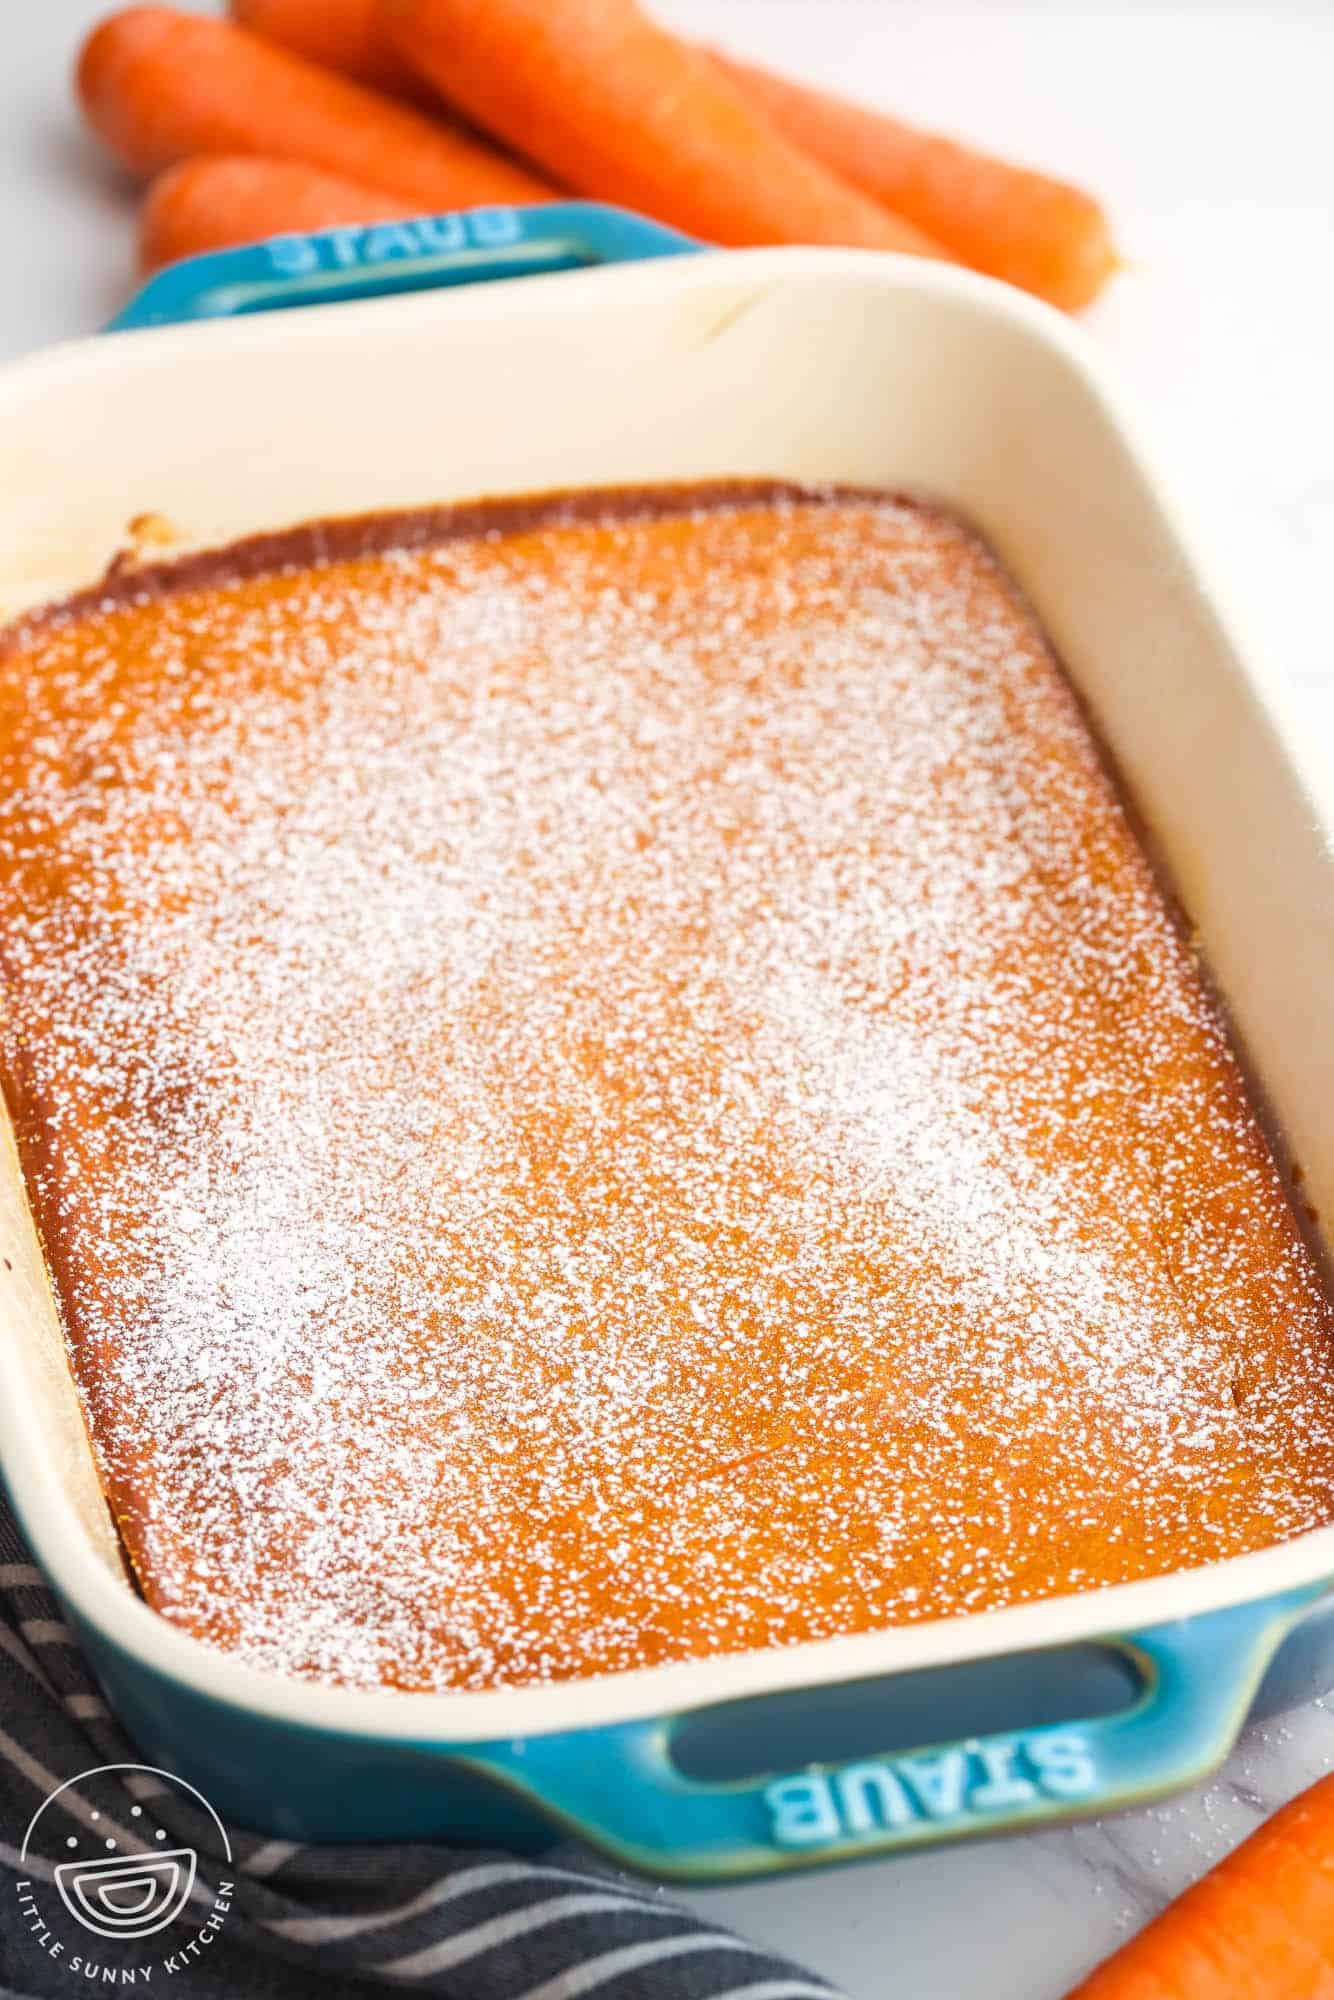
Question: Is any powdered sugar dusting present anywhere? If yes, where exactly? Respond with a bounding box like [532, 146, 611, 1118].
[2, 487, 1333, 1692]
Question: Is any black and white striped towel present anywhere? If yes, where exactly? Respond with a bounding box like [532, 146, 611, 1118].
[0, 1502, 843, 2000]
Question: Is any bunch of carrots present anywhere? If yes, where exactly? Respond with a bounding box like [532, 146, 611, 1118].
[75, 0, 1120, 312]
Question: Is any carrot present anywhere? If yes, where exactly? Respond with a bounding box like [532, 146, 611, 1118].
[228, 0, 434, 108]
[707, 48, 1118, 310]
[75, 6, 552, 208]
[380, 0, 947, 256]
[1067, 1768, 1334, 1998]
[139, 156, 442, 272]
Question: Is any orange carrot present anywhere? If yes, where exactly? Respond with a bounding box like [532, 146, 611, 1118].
[1067, 1768, 1334, 1998]
[76, 6, 551, 208]
[708, 48, 1118, 310]
[139, 156, 443, 272]
[228, 0, 434, 108]
[380, 0, 947, 255]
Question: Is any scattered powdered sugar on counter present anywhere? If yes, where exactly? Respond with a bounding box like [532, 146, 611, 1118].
[2, 487, 1334, 1692]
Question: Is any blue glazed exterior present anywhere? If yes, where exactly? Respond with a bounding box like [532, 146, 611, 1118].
[1251, 1593, 1334, 1720]
[53, 1570, 1327, 1879]
[106, 201, 701, 331]
[5, 202, 1321, 1879]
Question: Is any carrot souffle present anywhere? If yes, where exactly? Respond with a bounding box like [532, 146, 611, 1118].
[2, 484, 1333, 1694]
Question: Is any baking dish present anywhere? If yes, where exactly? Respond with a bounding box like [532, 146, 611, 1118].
[2, 200, 1334, 1880]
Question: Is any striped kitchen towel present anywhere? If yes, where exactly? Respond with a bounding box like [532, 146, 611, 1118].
[0, 1503, 842, 2000]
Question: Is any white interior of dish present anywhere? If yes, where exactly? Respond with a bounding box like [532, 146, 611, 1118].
[2, 247, 1333, 1743]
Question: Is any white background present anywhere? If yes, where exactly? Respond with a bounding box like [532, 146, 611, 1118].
[5, 4, 1334, 1994]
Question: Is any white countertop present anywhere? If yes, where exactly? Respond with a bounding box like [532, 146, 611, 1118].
[6, 3, 1334, 1994]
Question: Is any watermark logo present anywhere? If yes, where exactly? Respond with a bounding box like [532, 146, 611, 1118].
[16, 1764, 233, 1977]
[54, 1843, 197, 1941]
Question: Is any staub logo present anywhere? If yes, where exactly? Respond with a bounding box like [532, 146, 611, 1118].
[764, 1730, 1099, 1847]
[265, 205, 525, 278]
[15, 1765, 233, 1981]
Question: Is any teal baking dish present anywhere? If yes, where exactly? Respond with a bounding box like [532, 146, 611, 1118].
[3, 202, 1334, 1880]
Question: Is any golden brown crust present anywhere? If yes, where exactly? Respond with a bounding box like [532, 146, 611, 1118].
[2, 482, 1333, 1692]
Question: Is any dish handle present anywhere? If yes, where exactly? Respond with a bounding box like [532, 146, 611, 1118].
[105, 201, 701, 333]
[463, 1585, 1323, 1880]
